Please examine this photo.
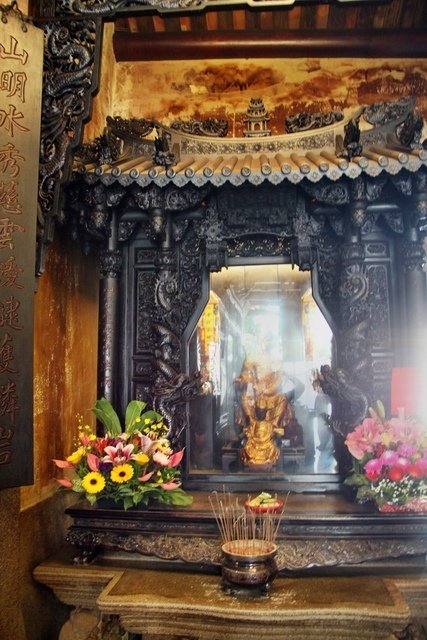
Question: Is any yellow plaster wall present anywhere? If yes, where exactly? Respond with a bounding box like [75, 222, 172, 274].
[21, 233, 99, 509]
[0, 232, 98, 640]
[84, 21, 117, 140]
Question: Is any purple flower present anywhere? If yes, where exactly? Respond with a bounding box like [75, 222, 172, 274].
[364, 458, 383, 480]
[98, 461, 113, 473]
[397, 443, 417, 458]
[379, 449, 399, 467]
[397, 456, 411, 470]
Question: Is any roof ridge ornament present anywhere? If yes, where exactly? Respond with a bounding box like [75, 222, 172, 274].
[243, 96, 271, 138]
[73, 98, 427, 188]
[285, 110, 344, 134]
[171, 117, 228, 137]
[336, 114, 362, 161]
[153, 125, 175, 168]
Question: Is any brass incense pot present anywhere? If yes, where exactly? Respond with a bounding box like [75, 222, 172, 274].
[209, 491, 285, 596]
[221, 539, 278, 595]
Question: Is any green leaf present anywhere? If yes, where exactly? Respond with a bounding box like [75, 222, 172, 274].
[125, 400, 147, 434]
[141, 409, 164, 424]
[356, 485, 376, 500]
[375, 400, 386, 420]
[344, 473, 369, 487]
[162, 489, 193, 506]
[123, 496, 134, 511]
[92, 397, 122, 437]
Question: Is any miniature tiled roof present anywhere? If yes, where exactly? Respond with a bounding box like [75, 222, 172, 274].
[74, 99, 427, 189]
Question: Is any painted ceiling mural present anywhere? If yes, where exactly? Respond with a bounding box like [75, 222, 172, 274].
[113, 58, 427, 136]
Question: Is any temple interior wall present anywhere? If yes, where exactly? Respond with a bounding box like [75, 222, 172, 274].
[0, 18, 426, 639]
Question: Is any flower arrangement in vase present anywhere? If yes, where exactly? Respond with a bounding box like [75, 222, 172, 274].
[344, 402, 427, 513]
[54, 398, 193, 510]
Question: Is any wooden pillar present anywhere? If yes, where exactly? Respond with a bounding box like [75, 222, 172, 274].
[338, 225, 371, 394]
[97, 211, 122, 408]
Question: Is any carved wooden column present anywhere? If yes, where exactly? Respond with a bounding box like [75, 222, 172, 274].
[97, 211, 122, 405]
[338, 226, 371, 397]
[36, 16, 102, 274]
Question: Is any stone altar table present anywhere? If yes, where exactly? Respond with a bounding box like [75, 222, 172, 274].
[33, 549, 427, 640]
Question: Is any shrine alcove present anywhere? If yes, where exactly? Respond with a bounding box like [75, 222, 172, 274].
[54, 94, 427, 570]
[58, 94, 427, 510]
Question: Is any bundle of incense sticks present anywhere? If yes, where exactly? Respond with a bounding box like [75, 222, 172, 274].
[209, 491, 286, 555]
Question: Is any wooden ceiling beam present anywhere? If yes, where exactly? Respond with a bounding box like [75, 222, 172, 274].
[113, 28, 427, 61]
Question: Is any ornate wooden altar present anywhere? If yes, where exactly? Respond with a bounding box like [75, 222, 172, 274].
[57, 97, 427, 570]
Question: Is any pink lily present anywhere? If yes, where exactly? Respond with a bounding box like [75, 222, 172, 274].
[167, 449, 184, 468]
[345, 418, 382, 460]
[53, 459, 74, 469]
[139, 471, 154, 482]
[136, 434, 155, 453]
[102, 442, 134, 465]
[153, 451, 170, 466]
[56, 478, 73, 488]
[87, 453, 100, 472]
[161, 481, 181, 490]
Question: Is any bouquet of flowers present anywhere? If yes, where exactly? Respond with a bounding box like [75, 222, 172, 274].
[344, 402, 427, 512]
[54, 398, 193, 510]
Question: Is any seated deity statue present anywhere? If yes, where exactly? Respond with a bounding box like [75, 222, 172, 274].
[236, 360, 295, 471]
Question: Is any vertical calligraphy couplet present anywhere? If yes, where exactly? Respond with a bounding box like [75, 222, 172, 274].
[0, 14, 43, 487]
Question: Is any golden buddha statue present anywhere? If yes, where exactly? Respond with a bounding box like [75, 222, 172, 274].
[236, 361, 294, 471]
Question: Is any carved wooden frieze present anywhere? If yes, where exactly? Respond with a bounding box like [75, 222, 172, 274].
[66, 527, 427, 570]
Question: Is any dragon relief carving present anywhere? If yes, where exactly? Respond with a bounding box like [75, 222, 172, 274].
[337, 244, 373, 394]
[74, 128, 123, 165]
[318, 364, 369, 439]
[171, 117, 228, 137]
[133, 225, 203, 447]
[337, 116, 363, 160]
[57, 0, 202, 16]
[37, 18, 100, 273]
[285, 110, 343, 134]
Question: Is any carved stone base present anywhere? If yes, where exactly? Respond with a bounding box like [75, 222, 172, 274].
[34, 550, 427, 640]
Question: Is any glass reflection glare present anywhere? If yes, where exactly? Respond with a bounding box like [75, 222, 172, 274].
[189, 264, 337, 478]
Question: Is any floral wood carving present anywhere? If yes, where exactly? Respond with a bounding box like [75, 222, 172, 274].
[65, 527, 427, 570]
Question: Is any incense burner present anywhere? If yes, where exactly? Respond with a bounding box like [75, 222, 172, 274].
[221, 539, 278, 595]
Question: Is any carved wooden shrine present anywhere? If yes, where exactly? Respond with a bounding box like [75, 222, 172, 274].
[51, 96, 427, 570]
[29, 0, 427, 573]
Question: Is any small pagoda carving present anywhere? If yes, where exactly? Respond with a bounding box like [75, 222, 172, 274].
[243, 97, 271, 137]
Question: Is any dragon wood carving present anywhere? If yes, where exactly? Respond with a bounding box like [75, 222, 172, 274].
[36, 17, 101, 274]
